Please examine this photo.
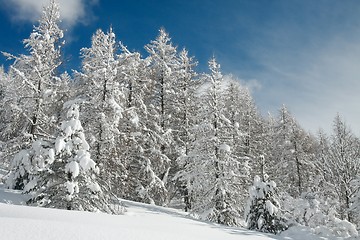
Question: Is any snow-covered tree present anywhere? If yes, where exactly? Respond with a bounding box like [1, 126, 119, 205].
[315, 129, 331, 183]
[181, 58, 244, 225]
[325, 114, 360, 221]
[245, 175, 287, 234]
[350, 177, 360, 225]
[3, 0, 64, 138]
[170, 48, 201, 209]
[137, 28, 183, 204]
[0, 66, 8, 138]
[229, 79, 263, 160]
[281, 192, 358, 238]
[0, 67, 14, 167]
[222, 78, 256, 175]
[104, 44, 141, 199]
[33, 104, 113, 212]
[77, 27, 126, 196]
[221, 75, 271, 193]
[5, 139, 54, 192]
[113, 44, 169, 205]
[4, 0, 66, 190]
[268, 106, 317, 197]
[144, 28, 179, 137]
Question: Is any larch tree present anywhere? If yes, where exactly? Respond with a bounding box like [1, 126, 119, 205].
[0, 66, 8, 139]
[313, 130, 345, 218]
[109, 44, 142, 199]
[236, 82, 263, 160]
[144, 28, 179, 138]
[141, 28, 181, 204]
[3, 0, 64, 138]
[325, 114, 360, 221]
[0, 67, 15, 166]
[77, 27, 126, 196]
[315, 129, 331, 185]
[222, 77, 255, 211]
[4, 0, 65, 190]
[221, 76, 268, 186]
[182, 58, 244, 226]
[268, 106, 316, 197]
[171, 48, 201, 209]
[116, 44, 169, 204]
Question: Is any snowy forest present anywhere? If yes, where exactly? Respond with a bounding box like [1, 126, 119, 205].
[0, 1, 359, 238]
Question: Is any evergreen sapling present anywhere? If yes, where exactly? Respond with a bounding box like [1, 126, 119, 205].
[245, 175, 288, 234]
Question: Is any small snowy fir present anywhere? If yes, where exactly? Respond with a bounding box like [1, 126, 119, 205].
[35, 104, 114, 213]
[245, 175, 287, 234]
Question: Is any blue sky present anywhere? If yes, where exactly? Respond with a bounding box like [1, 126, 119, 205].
[1, 0, 360, 134]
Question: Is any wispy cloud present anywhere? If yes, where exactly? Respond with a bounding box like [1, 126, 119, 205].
[213, 1, 360, 134]
[247, 27, 360, 134]
[3, 0, 98, 29]
[222, 74, 262, 94]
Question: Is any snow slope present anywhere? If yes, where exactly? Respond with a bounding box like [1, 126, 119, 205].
[0, 184, 340, 240]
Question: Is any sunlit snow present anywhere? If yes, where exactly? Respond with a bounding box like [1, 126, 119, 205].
[0, 181, 338, 240]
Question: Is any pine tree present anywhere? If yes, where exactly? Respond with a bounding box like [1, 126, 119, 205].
[245, 175, 288, 234]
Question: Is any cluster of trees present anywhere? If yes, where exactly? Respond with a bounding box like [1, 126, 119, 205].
[0, 0, 360, 236]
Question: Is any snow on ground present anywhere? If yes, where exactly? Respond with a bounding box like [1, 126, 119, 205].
[0, 197, 274, 240]
[0, 180, 344, 240]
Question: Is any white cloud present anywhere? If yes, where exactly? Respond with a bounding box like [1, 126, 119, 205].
[4, 0, 98, 28]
